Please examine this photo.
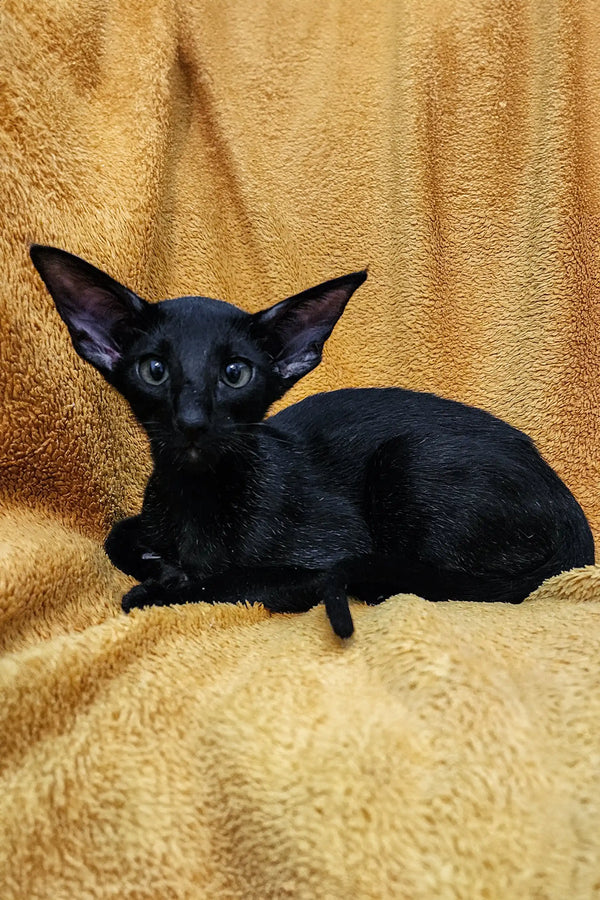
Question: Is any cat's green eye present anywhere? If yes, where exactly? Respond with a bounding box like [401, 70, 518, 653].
[222, 359, 253, 388]
[138, 357, 169, 385]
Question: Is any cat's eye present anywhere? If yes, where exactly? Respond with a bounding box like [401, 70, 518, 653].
[138, 357, 169, 385]
[222, 359, 253, 388]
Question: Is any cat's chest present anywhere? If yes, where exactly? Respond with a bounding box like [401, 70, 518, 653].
[169, 483, 239, 574]
[149, 469, 296, 574]
[143, 446, 370, 576]
[176, 521, 225, 574]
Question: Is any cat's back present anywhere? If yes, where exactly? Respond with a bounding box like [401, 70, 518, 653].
[268, 387, 594, 570]
[269, 387, 520, 452]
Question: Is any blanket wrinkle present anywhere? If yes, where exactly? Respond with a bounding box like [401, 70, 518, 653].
[2, 0, 600, 897]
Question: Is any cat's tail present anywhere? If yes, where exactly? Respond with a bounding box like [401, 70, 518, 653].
[323, 580, 354, 639]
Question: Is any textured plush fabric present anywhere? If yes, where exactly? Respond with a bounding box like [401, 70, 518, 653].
[1, 0, 600, 896]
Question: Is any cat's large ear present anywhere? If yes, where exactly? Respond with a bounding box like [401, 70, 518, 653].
[29, 245, 149, 376]
[252, 270, 367, 383]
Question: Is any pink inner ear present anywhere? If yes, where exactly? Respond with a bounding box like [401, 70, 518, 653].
[274, 322, 326, 360]
[271, 286, 353, 354]
[61, 288, 128, 359]
[31, 245, 148, 373]
[75, 331, 122, 369]
[74, 287, 129, 329]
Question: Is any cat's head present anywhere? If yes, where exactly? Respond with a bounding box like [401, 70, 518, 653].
[30, 245, 366, 466]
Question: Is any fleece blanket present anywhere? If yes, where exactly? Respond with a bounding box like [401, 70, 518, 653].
[1, 0, 600, 896]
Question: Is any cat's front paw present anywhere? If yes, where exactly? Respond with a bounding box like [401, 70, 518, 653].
[122, 579, 173, 613]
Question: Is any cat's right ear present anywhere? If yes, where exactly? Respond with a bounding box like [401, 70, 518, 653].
[29, 245, 148, 376]
[251, 270, 367, 386]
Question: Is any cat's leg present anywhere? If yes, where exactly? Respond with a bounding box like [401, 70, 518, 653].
[104, 515, 182, 583]
[122, 566, 354, 638]
[341, 554, 540, 605]
[336, 553, 445, 604]
[122, 567, 326, 612]
[360, 435, 589, 605]
[105, 516, 147, 578]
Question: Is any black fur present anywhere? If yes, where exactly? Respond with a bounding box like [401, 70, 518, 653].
[30, 245, 595, 638]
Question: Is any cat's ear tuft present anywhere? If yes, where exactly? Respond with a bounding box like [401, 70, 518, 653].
[252, 270, 367, 384]
[30, 245, 148, 376]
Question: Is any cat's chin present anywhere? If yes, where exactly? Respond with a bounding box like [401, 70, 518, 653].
[180, 446, 213, 472]
[179, 444, 220, 473]
[186, 447, 201, 465]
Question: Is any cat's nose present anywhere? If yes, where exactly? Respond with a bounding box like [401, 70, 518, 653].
[176, 409, 208, 440]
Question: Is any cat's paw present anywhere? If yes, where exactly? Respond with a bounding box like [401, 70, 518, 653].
[121, 579, 173, 613]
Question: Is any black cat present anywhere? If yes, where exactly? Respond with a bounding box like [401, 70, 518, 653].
[30, 245, 595, 638]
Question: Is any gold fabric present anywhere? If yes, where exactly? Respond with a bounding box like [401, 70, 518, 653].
[1, 0, 599, 895]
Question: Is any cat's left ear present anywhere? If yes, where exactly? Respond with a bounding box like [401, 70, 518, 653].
[30, 245, 149, 378]
[252, 270, 367, 383]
